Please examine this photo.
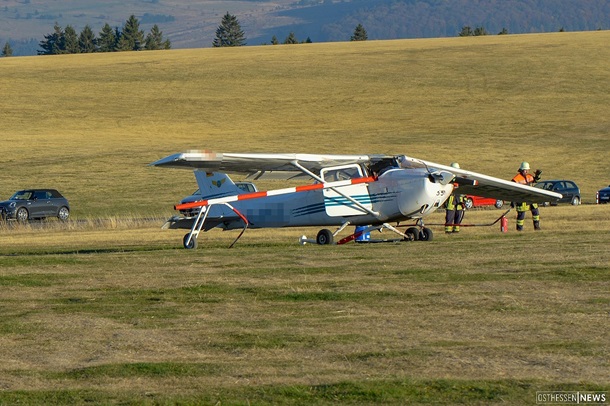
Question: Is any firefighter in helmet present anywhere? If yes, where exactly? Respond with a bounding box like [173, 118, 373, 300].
[444, 162, 466, 233]
[511, 161, 542, 231]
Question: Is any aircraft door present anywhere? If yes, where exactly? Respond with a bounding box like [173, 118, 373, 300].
[321, 165, 372, 217]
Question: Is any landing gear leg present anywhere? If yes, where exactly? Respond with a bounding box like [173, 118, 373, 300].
[183, 206, 210, 249]
[414, 219, 433, 242]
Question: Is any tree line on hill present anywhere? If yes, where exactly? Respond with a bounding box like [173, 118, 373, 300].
[215, 12, 369, 46]
[2, 0, 608, 56]
[36, 15, 170, 55]
[0, 12, 368, 57]
[5, 3, 596, 58]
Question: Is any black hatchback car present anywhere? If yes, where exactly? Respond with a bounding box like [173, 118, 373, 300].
[597, 185, 610, 204]
[534, 180, 581, 206]
[0, 189, 70, 222]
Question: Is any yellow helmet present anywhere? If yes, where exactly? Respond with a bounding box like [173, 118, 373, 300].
[519, 161, 530, 171]
[450, 162, 460, 169]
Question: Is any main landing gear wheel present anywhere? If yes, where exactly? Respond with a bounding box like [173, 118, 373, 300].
[316, 229, 334, 245]
[419, 227, 433, 241]
[183, 233, 197, 249]
[405, 227, 420, 241]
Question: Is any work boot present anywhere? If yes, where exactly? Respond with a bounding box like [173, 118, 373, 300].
[534, 221, 541, 230]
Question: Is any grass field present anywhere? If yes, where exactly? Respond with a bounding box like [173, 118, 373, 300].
[1, 31, 609, 404]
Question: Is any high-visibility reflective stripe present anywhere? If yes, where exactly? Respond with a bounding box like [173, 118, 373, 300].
[174, 176, 376, 211]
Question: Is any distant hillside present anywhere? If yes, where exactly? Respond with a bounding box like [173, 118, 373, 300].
[266, 0, 609, 43]
[1, 0, 608, 55]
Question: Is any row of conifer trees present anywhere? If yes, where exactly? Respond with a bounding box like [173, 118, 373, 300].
[38, 15, 170, 55]
[1, 13, 368, 57]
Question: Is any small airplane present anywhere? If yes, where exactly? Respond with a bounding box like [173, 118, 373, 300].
[150, 151, 562, 249]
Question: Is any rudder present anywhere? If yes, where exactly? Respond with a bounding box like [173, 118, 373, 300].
[194, 170, 243, 199]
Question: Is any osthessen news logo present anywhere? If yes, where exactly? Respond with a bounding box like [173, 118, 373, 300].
[536, 391, 607, 404]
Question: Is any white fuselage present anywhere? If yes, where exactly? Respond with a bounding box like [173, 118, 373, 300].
[222, 167, 453, 229]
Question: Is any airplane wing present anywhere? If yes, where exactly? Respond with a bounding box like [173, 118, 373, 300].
[150, 150, 371, 180]
[400, 156, 562, 204]
[151, 150, 562, 203]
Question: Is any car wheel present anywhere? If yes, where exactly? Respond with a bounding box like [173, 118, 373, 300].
[16, 207, 29, 222]
[571, 196, 580, 205]
[494, 200, 504, 209]
[316, 229, 334, 245]
[464, 198, 474, 210]
[58, 206, 70, 221]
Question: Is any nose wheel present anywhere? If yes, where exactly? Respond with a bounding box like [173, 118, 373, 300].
[419, 227, 433, 241]
[404, 226, 433, 241]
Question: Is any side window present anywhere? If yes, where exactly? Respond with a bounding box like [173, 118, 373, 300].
[321, 165, 364, 182]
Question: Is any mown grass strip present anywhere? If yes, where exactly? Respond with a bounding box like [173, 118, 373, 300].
[0, 379, 607, 405]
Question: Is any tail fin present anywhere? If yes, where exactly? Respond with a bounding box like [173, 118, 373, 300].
[194, 170, 243, 199]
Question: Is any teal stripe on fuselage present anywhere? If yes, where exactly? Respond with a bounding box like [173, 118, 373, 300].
[292, 192, 397, 218]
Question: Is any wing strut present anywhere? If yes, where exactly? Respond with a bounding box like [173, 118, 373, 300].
[290, 160, 380, 217]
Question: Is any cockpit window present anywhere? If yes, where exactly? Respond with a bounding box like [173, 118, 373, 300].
[369, 157, 401, 176]
[321, 164, 364, 182]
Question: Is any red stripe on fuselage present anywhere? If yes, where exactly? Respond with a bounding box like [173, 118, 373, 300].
[174, 176, 377, 211]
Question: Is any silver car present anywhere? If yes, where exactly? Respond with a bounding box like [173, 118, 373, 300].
[0, 189, 70, 222]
